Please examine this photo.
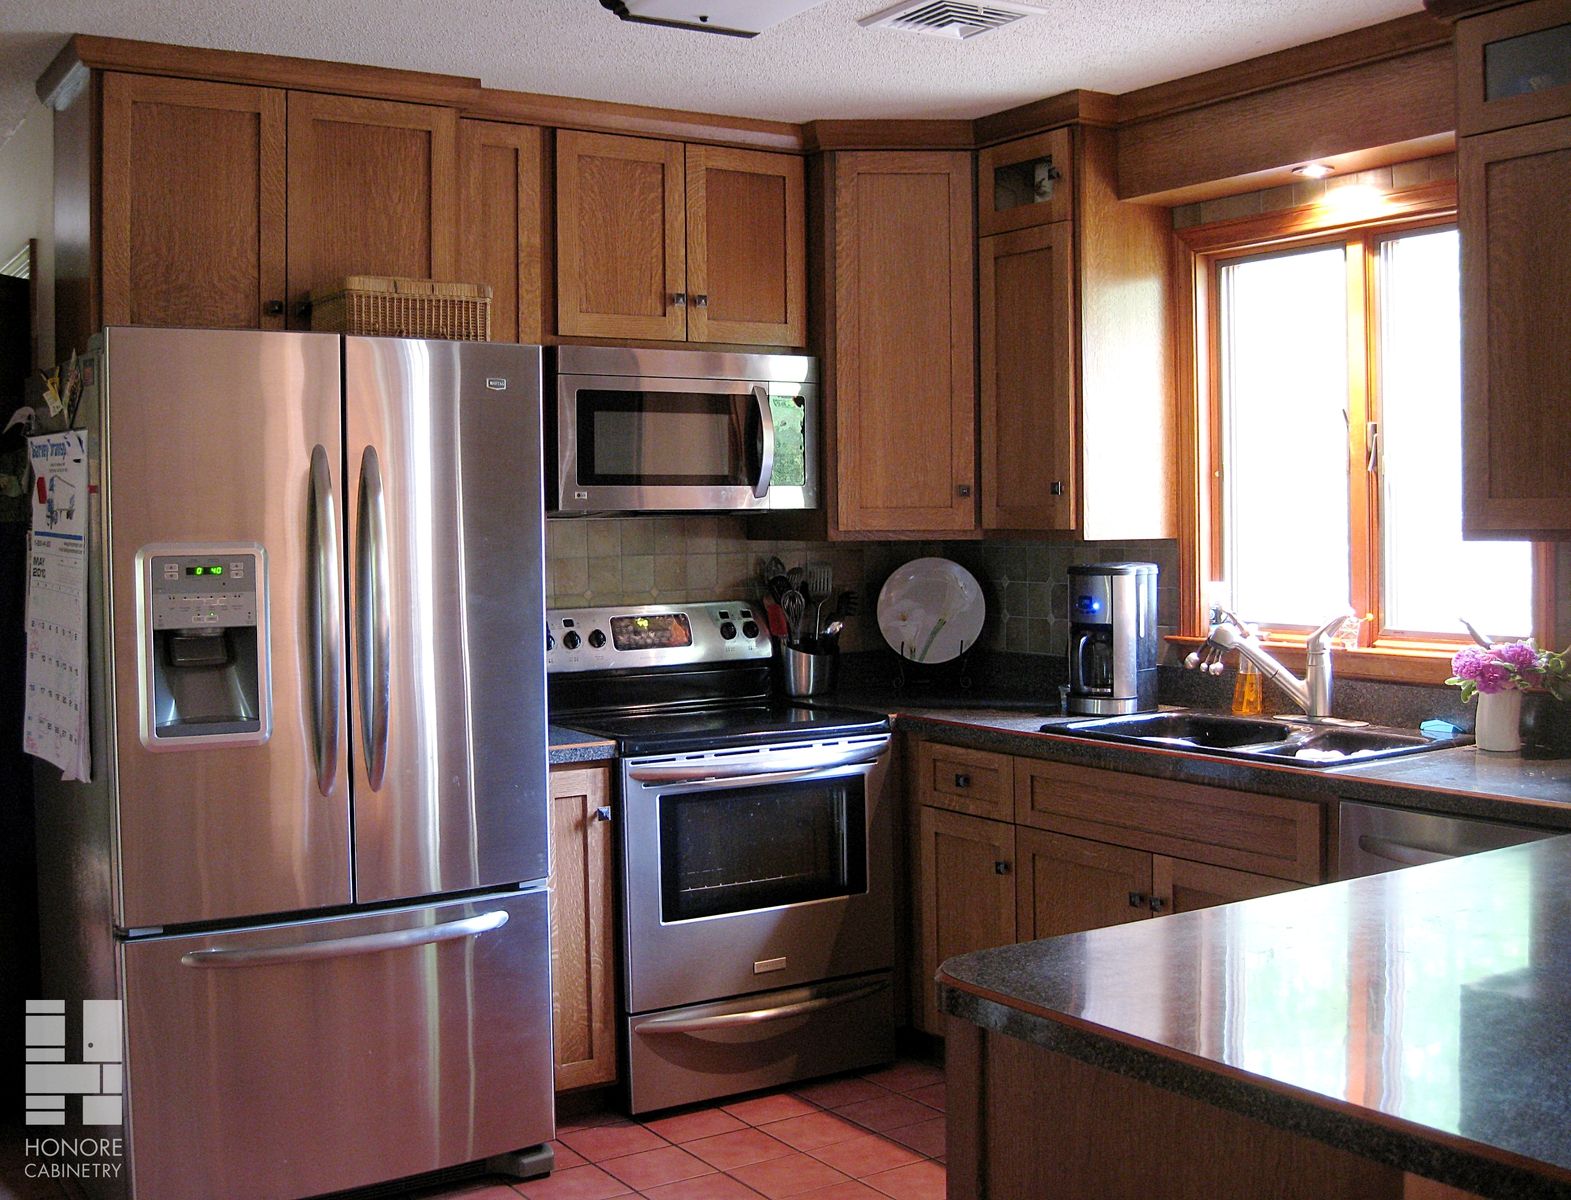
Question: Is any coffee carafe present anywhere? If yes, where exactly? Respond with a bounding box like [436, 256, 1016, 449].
[1066, 562, 1158, 716]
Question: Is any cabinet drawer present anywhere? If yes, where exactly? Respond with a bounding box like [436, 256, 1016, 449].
[1014, 758, 1322, 883]
[917, 741, 1015, 820]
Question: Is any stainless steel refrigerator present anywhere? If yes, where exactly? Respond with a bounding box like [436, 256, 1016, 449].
[34, 327, 555, 1200]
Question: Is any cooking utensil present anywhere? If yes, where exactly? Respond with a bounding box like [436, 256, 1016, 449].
[806, 561, 833, 638]
[763, 599, 789, 639]
[781, 590, 806, 644]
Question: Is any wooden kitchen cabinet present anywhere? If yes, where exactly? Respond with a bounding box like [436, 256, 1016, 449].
[1458, 115, 1571, 537]
[1152, 856, 1302, 914]
[1016, 827, 1151, 939]
[915, 805, 1016, 1034]
[548, 765, 617, 1091]
[286, 92, 458, 327]
[99, 73, 287, 330]
[825, 151, 977, 536]
[1455, 0, 1571, 135]
[457, 120, 549, 344]
[555, 130, 805, 345]
[976, 126, 1074, 236]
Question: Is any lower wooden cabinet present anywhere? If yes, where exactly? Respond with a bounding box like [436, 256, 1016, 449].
[548, 765, 617, 1091]
[1154, 855, 1301, 914]
[915, 806, 1016, 1035]
[1016, 827, 1150, 940]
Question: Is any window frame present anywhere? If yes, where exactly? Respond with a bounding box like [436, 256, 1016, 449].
[1172, 179, 1555, 684]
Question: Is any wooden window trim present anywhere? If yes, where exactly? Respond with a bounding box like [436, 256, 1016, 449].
[1171, 177, 1553, 685]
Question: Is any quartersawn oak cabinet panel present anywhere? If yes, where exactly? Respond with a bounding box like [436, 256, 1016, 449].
[286, 92, 457, 326]
[1016, 827, 1151, 940]
[1460, 115, 1571, 537]
[830, 151, 977, 536]
[458, 120, 548, 344]
[100, 73, 286, 330]
[548, 765, 617, 1092]
[916, 806, 1015, 1035]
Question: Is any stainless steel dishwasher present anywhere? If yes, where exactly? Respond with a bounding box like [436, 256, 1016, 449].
[1337, 800, 1560, 879]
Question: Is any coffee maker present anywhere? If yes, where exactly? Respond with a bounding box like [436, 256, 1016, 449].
[1066, 562, 1158, 716]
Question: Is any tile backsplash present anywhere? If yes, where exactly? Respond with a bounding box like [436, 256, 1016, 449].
[544, 517, 1180, 658]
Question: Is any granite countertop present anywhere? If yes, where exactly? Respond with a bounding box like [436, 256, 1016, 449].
[937, 835, 1571, 1198]
[547, 724, 615, 765]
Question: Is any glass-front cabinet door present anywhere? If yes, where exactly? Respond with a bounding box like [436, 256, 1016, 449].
[1458, 0, 1571, 134]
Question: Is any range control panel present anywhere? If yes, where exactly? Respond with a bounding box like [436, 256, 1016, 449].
[148, 552, 261, 629]
[546, 601, 770, 673]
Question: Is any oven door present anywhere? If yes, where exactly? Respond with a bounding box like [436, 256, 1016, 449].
[556, 374, 816, 512]
[621, 735, 892, 1014]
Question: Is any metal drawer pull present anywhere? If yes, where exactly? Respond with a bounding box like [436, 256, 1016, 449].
[953, 773, 971, 788]
[638, 979, 887, 1035]
[1128, 892, 1147, 908]
[179, 911, 509, 968]
[593, 806, 612, 822]
[1357, 835, 1452, 867]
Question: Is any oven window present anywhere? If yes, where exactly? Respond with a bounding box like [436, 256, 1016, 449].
[578, 389, 755, 486]
[659, 776, 867, 922]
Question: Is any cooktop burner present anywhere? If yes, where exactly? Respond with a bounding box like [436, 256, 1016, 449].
[560, 701, 889, 757]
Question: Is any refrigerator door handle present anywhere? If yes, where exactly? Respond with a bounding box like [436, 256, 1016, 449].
[308, 445, 343, 796]
[356, 445, 392, 790]
[178, 909, 510, 968]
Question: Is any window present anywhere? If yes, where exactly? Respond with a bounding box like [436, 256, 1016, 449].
[1180, 183, 1544, 672]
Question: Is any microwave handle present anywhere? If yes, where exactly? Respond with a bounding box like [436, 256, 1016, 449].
[752, 385, 775, 500]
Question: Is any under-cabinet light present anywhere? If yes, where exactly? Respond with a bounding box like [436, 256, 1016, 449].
[1292, 163, 1334, 179]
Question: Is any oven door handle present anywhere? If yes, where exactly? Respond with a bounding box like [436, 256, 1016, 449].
[628, 749, 885, 788]
[637, 978, 888, 1035]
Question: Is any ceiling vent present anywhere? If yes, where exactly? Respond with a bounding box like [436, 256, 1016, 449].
[858, 0, 1037, 39]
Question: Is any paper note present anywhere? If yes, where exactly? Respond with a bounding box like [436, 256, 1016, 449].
[24, 431, 90, 781]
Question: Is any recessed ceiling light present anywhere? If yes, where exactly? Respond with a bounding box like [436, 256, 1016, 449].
[598, 0, 828, 36]
[1292, 163, 1334, 180]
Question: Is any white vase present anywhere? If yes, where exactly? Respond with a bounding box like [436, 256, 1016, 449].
[1475, 688, 1524, 753]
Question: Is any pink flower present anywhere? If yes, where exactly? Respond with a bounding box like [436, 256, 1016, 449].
[1496, 642, 1541, 672]
[1475, 662, 1513, 694]
[1451, 646, 1487, 681]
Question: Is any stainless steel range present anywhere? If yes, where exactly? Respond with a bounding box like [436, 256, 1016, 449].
[547, 601, 895, 1113]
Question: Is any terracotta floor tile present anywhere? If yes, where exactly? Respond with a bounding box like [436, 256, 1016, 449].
[905, 1083, 944, 1113]
[858, 1062, 943, 1094]
[641, 1173, 767, 1200]
[804, 1131, 921, 1178]
[549, 1141, 590, 1170]
[790, 1183, 888, 1200]
[555, 1124, 667, 1163]
[862, 1159, 946, 1200]
[723, 1093, 820, 1125]
[831, 1094, 935, 1134]
[514, 1164, 633, 1200]
[728, 1150, 853, 1199]
[642, 1107, 747, 1144]
[791, 1076, 889, 1109]
[556, 1110, 631, 1132]
[759, 1111, 864, 1152]
[598, 1144, 711, 1191]
[881, 1116, 945, 1159]
[684, 1127, 795, 1171]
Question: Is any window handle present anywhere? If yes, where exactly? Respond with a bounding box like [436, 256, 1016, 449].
[1366, 421, 1380, 474]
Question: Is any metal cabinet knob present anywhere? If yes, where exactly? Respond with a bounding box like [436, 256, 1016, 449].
[593, 806, 612, 822]
[993, 860, 1011, 875]
[1049, 480, 1063, 496]
[957, 484, 972, 497]
[953, 773, 971, 788]
[1149, 896, 1167, 913]
[692, 293, 709, 308]
[671, 292, 687, 307]
[264, 300, 284, 316]
[1128, 892, 1147, 908]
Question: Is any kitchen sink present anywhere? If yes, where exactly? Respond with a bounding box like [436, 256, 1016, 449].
[1046, 711, 1468, 768]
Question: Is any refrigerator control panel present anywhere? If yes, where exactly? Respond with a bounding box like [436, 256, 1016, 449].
[148, 553, 260, 629]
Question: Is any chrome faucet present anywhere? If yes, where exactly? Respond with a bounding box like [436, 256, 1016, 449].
[1187, 607, 1355, 722]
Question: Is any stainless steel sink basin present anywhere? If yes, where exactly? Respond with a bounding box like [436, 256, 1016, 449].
[1045, 711, 1467, 768]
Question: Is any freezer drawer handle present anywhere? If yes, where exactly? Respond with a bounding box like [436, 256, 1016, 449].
[308, 445, 343, 796]
[177, 910, 510, 969]
[1357, 834, 1453, 868]
[356, 445, 392, 790]
[637, 978, 887, 1035]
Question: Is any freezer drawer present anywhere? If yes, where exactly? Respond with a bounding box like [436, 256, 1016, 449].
[120, 889, 553, 1200]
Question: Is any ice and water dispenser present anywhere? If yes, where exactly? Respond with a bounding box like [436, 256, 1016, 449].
[1066, 562, 1158, 717]
[137, 544, 270, 746]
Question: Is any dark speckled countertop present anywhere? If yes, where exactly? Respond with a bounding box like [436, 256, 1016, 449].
[547, 724, 615, 765]
[937, 836, 1571, 1198]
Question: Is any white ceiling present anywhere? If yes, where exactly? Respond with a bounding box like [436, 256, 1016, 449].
[0, 0, 1423, 145]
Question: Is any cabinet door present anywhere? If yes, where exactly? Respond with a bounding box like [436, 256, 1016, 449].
[976, 127, 1074, 237]
[1152, 856, 1300, 916]
[556, 130, 686, 341]
[979, 222, 1077, 531]
[833, 151, 976, 534]
[458, 120, 547, 344]
[1460, 117, 1571, 537]
[917, 806, 1015, 1035]
[685, 145, 805, 346]
[101, 73, 286, 330]
[286, 93, 457, 326]
[548, 766, 617, 1091]
[1457, 0, 1571, 135]
[1016, 828, 1151, 940]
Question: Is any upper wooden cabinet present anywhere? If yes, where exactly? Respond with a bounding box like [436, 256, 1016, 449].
[1456, 0, 1571, 134]
[555, 130, 805, 346]
[100, 74, 286, 330]
[286, 93, 457, 327]
[977, 126, 1175, 540]
[977, 127, 1074, 236]
[823, 151, 977, 537]
[458, 120, 548, 345]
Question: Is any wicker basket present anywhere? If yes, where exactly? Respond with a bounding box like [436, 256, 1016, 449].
[310, 276, 492, 341]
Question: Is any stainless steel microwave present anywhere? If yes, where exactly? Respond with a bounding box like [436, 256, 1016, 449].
[550, 346, 818, 513]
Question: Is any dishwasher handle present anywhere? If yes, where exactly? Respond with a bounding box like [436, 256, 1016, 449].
[1356, 834, 1453, 869]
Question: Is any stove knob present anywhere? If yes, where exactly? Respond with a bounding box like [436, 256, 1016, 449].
[719, 621, 737, 640]
[588, 629, 607, 649]
[562, 630, 581, 651]
[546, 630, 555, 652]
[741, 620, 759, 640]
